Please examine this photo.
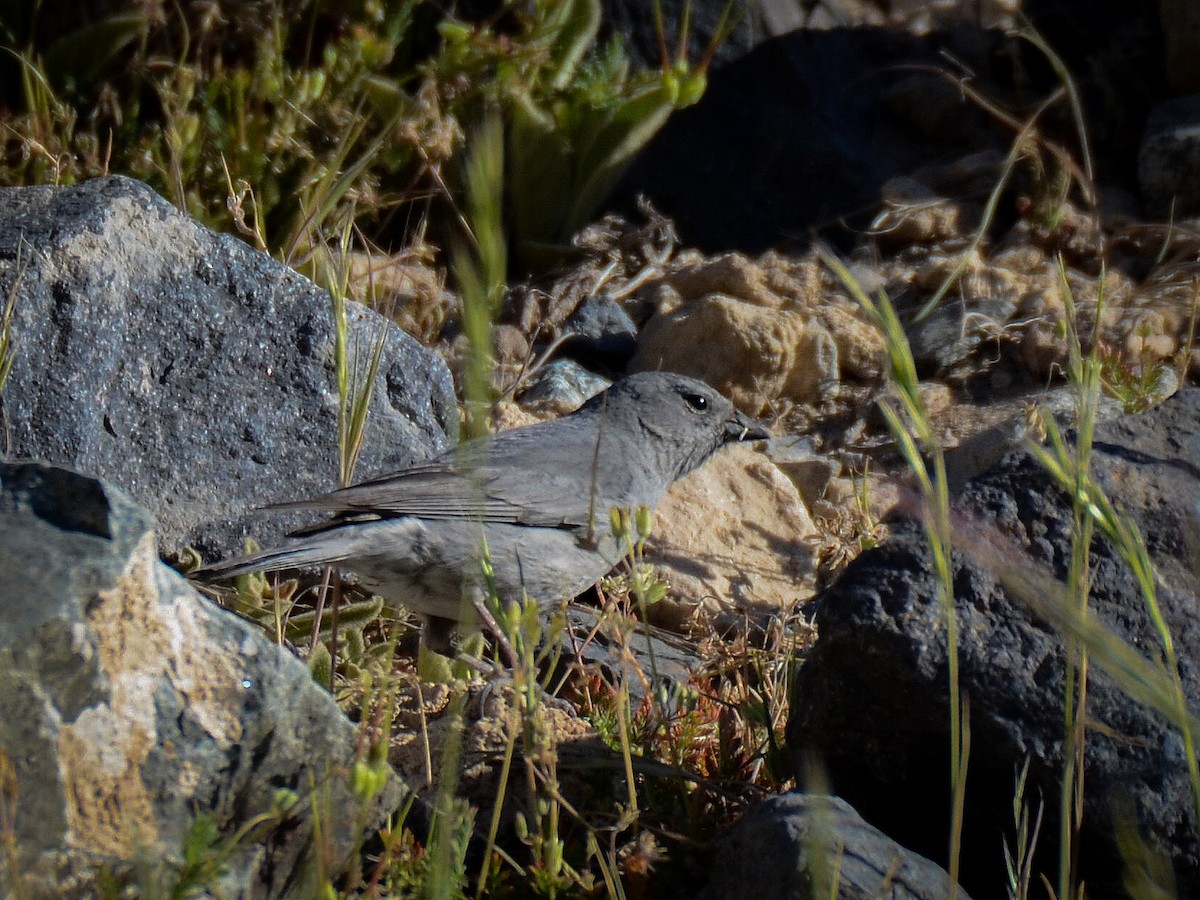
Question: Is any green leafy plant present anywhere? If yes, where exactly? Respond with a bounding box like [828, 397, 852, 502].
[2, 2, 424, 250]
[491, 0, 723, 270]
[95, 789, 299, 899]
[1097, 336, 1175, 413]
[1, 0, 725, 282]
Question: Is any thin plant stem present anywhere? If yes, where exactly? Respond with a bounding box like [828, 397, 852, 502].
[821, 247, 967, 893]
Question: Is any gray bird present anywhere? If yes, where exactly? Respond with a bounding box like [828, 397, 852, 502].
[198, 371, 767, 651]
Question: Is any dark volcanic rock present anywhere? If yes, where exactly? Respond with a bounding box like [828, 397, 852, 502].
[1139, 93, 1200, 218]
[614, 27, 1001, 254]
[788, 388, 1200, 899]
[0, 176, 457, 560]
[560, 292, 639, 371]
[702, 793, 973, 900]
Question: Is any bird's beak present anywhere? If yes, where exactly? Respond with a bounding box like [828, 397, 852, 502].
[725, 409, 770, 442]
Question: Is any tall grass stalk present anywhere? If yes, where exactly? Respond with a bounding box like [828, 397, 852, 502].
[474, 718, 518, 899]
[9, 50, 71, 185]
[451, 109, 506, 441]
[1005, 759, 1045, 900]
[424, 692, 472, 900]
[914, 24, 1099, 324]
[585, 831, 624, 899]
[801, 757, 843, 900]
[323, 217, 388, 491]
[1026, 259, 1200, 894]
[913, 86, 1063, 323]
[1031, 420, 1200, 817]
[1039, 258, 1101, 899]
[1016, 28, 1097, 218]
[821, 248, 968, 892]
[423, 105, 508, 897]
[281, 106, 402, 269]
[302, 211, 388, 683]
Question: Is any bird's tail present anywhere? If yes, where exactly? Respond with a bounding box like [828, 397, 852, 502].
[193, 541, 345, 582]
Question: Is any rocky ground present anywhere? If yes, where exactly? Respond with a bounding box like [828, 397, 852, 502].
[5, 1, 1200, 897]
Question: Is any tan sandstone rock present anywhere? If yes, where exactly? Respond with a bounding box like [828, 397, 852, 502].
[630, 252, 886, 418]
[646, 445, 818, 621]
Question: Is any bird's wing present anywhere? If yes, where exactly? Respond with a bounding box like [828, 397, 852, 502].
[273, 419, 628, 531]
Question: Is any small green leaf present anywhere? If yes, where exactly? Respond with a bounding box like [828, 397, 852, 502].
[308, 641, 332, 686]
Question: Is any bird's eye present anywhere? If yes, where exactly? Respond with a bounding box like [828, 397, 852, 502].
[683, 392, 709, 411]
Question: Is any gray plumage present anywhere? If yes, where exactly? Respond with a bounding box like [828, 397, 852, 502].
[198, 371, 767, 650]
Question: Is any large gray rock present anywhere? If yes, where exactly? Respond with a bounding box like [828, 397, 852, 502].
[789, 389, 1200, 898]
[0, 461, 407, 898]
[702, 793, 973, 900]
[1138, 93, 1200, 219]
[0, 176, 457, 560]
[612, 27, 1001, 254]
